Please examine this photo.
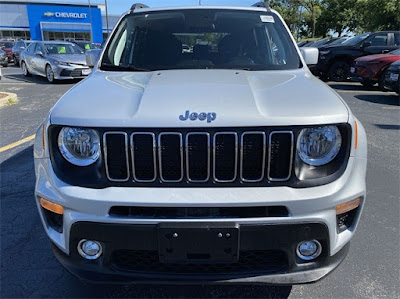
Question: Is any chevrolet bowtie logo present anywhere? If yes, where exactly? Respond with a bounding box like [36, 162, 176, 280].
[44, 12, 55, 17]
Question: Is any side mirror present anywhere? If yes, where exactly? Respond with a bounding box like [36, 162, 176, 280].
[35, 51, 43, 57]
[300, 47, 319, 66]
[361, 41, 372, 48]
[85, 49, 102, 67]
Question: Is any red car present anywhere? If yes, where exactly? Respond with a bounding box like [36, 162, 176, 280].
[350, 49, 400, 89]
[0, 40, 14, 63]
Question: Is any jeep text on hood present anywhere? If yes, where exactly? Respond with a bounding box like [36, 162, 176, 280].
[34, 3, 367, 285]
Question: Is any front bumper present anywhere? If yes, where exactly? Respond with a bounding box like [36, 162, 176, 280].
[53, 221, 350, 285]
[53, 65, 91, 80]
[34, 118, 367, 284]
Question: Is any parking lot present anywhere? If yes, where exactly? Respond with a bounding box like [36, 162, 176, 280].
[1, 64, 399, 298]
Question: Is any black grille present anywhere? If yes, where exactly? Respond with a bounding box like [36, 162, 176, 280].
[186, 133, 210, 182]
[131, 133, 156, 182]
[112, 250, 287, 274]
[104, 132, 129, 181]
[241, 132, 266, 182]
[213, 133, 238, 182]
[109, 206, 289, 218]
[158, 133, 183, 182]
[268, 132, 293, 181]
[102, 130, 294, 185]
[59, 69, 82, 77]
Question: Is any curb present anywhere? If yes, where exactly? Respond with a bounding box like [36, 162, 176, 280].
[0, 92, 18, 108]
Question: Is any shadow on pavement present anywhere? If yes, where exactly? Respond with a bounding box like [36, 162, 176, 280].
[328, 83, 383, 92]
[374, 124, 400, 130]
[0, 147, 293, 298]
[355, 94, 400, 106]
[3, 73, 81, 85]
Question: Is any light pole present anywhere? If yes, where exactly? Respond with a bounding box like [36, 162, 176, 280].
[105, 0, 109, 39]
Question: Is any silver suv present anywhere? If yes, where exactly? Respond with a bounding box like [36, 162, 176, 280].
[34, 2, 367, 284]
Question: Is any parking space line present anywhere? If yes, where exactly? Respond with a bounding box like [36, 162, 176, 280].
[0, 134, 35, 153]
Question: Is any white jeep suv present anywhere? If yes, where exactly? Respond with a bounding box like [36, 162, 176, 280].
[34, 2, 367, 284]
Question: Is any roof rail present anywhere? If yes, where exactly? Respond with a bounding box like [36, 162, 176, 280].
[252, 1, 271, 11]
[130, 3, 149, 12]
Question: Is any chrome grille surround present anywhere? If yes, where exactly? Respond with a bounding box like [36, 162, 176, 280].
[185, 132, 211, 183]
[267, 131, 294, 182]
[103, 131, 130, 182]
[240, 131, 267, 183]
[130, 132, 157, 183]
[158, 132, 184, 183]
[213, 132, 239, 183]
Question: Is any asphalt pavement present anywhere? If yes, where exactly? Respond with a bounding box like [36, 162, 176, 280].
[1, 65, 399, 298]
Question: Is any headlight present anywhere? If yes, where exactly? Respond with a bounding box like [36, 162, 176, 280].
[58, 127, 100, 166]
[297, 126, 342, 166]
[54, 60, 69, 66]
[319, 50, 330, 55]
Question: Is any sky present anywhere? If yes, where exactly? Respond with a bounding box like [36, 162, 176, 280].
[67, 0, 258, 15]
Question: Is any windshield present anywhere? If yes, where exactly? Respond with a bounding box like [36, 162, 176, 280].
[0, 42, 13, 48]
[342, 33, 370, 46]
[44, 43, 84, 54]
[101, 9, 301, 71]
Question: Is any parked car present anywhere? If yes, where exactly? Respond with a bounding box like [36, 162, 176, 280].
[384, 60, 400, 94]
[34, 2, 367, 285]
[0, 48, 8, 67]
[11, 40, 32, 66]
[20, 41, 91, 83]
[0, 40, 14, 63]
[350, 49, 400, 88]
[313, 31, 400, 81]
[70, 40, 102, 52]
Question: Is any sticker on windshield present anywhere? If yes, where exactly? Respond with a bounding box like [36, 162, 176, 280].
[260, 15, 275, 23]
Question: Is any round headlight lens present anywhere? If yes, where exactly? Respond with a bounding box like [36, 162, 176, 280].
[58, 127, 100, 166]
[297, 126, 342, 166]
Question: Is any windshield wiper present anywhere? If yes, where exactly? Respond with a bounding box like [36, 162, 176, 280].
[101, 63, 151, 72]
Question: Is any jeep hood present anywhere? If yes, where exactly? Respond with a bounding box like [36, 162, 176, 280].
[50, 69, 349, 127]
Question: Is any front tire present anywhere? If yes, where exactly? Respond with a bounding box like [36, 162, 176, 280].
[361, 80, 376, 87]
[378, 70, 387, 91]
[14, 56, 19, 66]
[21, 61, 31, 77]
[328, 60, 350, 82]
[45, 64, 55, 83]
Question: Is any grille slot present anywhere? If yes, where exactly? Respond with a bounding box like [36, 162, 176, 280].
[158, 133, 183, 182]
[213, 132, 238, 182]
[186, 133, 210, 182]
[103, 132, 129, 182]
[131, 133, 156, 182]
[268, 131, 294, 181]
[240, 132, 266, 182]
[109, 206, 289, 218]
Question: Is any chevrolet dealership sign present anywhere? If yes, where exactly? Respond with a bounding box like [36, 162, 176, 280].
[43, 11, 87, 19]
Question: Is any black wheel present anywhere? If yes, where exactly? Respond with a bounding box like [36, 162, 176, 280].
[328, 60, 351, 82]
[378, 70, 387, 91]
[361, 80, 376, 87]
[2, 63, 8, 68]
[21, 61, 31, 77]
[14, 56, 19, 66]
[45, 64, 55, 83]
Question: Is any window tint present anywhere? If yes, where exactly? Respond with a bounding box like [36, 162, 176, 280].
[394, 33, 400, 46]
[36, 44, 45, 53]
[27, 43, 36, 53]
[368, 34, 388, 46]
[102, 9, 301, 71]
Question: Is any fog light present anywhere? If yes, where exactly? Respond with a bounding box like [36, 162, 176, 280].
[77, 239, 102, 260]
[296, 240, 322, 261]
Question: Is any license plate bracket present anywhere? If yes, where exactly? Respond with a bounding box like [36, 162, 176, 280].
[158, 222, 239, 264]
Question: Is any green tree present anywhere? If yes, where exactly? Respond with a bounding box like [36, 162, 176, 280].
[301, 0, 321, 38]
[355, 0, 400, 32]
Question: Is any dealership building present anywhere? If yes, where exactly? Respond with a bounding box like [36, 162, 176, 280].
[0, 0, 120, 43]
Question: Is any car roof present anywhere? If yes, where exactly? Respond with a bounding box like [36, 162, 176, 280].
[130, 5, 271, 14]
[36, 41, 75, 45]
